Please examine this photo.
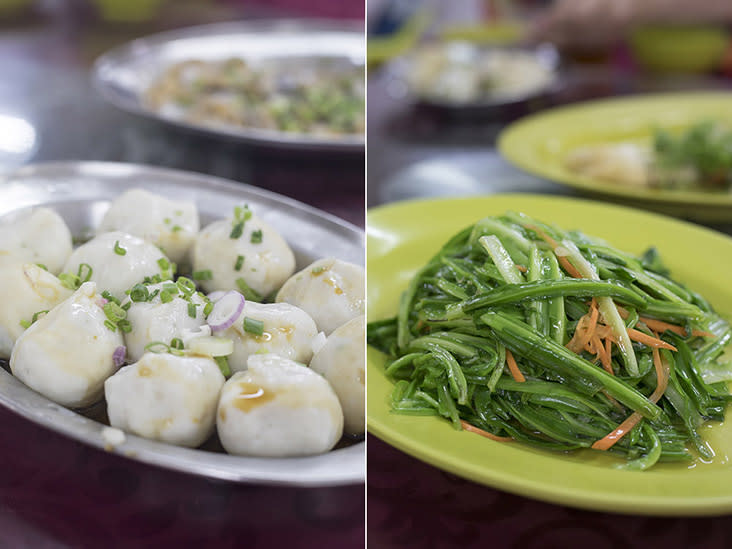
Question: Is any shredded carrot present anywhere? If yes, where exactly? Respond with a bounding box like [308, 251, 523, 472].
[515, 264, 528, 273]
[617, 306, 716, 339]
[592, 411, 643, 451]
[592, 347, 670, 451]
[460, 420, 513, 442]
[637, 317, 687, 336]
[524, 224, 583, 279]
[505, 349, 526, 383]
[594, 334, 613, 375]
[567, 299, 600, 353]
[627, 328, 677, 351]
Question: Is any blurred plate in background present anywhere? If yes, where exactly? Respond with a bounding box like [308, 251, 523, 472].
[389, 41, 560, 111]
[93, 20, 365, 152]
[498, 91, 732, 222]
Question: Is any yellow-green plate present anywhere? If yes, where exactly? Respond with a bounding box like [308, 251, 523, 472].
[368, 194, 732, 515]
[497, 92, 732, 223]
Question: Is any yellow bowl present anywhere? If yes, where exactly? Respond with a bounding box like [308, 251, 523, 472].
[440, 21, 525, 46]
[630, 25, 729, 73]
[0, 0, 32, 17]
[90, 0, 165, 22]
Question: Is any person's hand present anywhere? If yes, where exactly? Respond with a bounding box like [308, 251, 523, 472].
[530, 0, 634, 51]
[531, 0, 732, 52]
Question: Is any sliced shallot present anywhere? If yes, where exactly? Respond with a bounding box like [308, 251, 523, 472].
[206, 291, 245, 332]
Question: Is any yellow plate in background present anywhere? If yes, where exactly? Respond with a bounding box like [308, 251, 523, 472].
[497, 92, 732, 222]
[368, 194, 732, 515]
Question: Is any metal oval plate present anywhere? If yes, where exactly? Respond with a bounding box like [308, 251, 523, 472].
[0, 161, 365, 486]
[92, 20, 365, 152]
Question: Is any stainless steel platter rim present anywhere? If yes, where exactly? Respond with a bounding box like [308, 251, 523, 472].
[92, 19, 366, 151]
[0, 160, 365, 486]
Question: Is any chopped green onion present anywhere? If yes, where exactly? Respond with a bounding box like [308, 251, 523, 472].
[250, 229, 263, 244]
[214, 356, 231, 377]
[117, 319, 132, 333]
[104, 320, 117, 332]
[163, 282, 179, 294]
[77, 263, 93, 283]
[203, 301, 214, 316]
[229, 222, 244, 239]
[230, 205, 253, 239]
[234, 205, 252, 221]
[170, 338, 184, 350]
[192, 270, 213, 281]
[234, 255, 245, 271]
[35, 263, 48, 271]
[103, 302, 127, 323]
[19, 319, 31, 329]
[312, 265, 327, 275]
[129, 284, 149, 302]
[164, 217, 171, 224]
[59, 273, 81, 290]
[177, 277, 196, 295]
[188, 302, 198, 318]
[101, 291, 120, 305]
[32, 310, 48, 323]
[236, 277, 263, 302]
[243, 317, 264, 335]
[157, 258, 170, 270]
[113, 241, 127, 256]
[145, 341, 170, 354]
[171, 225, 182, 233]
[160, 291, 174, 304]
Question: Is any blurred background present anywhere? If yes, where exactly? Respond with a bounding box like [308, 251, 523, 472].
[367, 0, 732, 225]
[0, 0, 364, 225]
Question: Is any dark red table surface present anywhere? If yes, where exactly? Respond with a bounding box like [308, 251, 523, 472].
[367, 47, 732, 548]
[0, 3, 364, 547]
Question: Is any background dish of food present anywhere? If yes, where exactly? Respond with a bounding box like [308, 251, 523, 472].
[404, 42, 558, 106]
[368, 194, 732, 515]
[0, 161, 364, 486]
[385, 41, 560, 112]
[93, 20, 365, 151]
[498, 92, 732, 222]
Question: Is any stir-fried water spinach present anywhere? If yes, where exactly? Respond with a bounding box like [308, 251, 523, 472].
[367, 212, 732, 470]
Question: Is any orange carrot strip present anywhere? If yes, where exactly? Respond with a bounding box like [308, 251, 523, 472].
[637, 317, 687, 337]
[627, 328, 677, 351]
[592, 412, 643, 451]
[524, 224, 583, 279]
[460, 420, 513, 442]
[617, 307, 715, 339]
[592, 347, 669, 451]
[567, 300, 599, 353]
[505, 349, 526, 383]
[594, 334, 613, 375]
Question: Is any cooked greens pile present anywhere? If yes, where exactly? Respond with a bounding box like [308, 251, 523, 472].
[367, 212, 732, 470]
[653, 122, 732, 189]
